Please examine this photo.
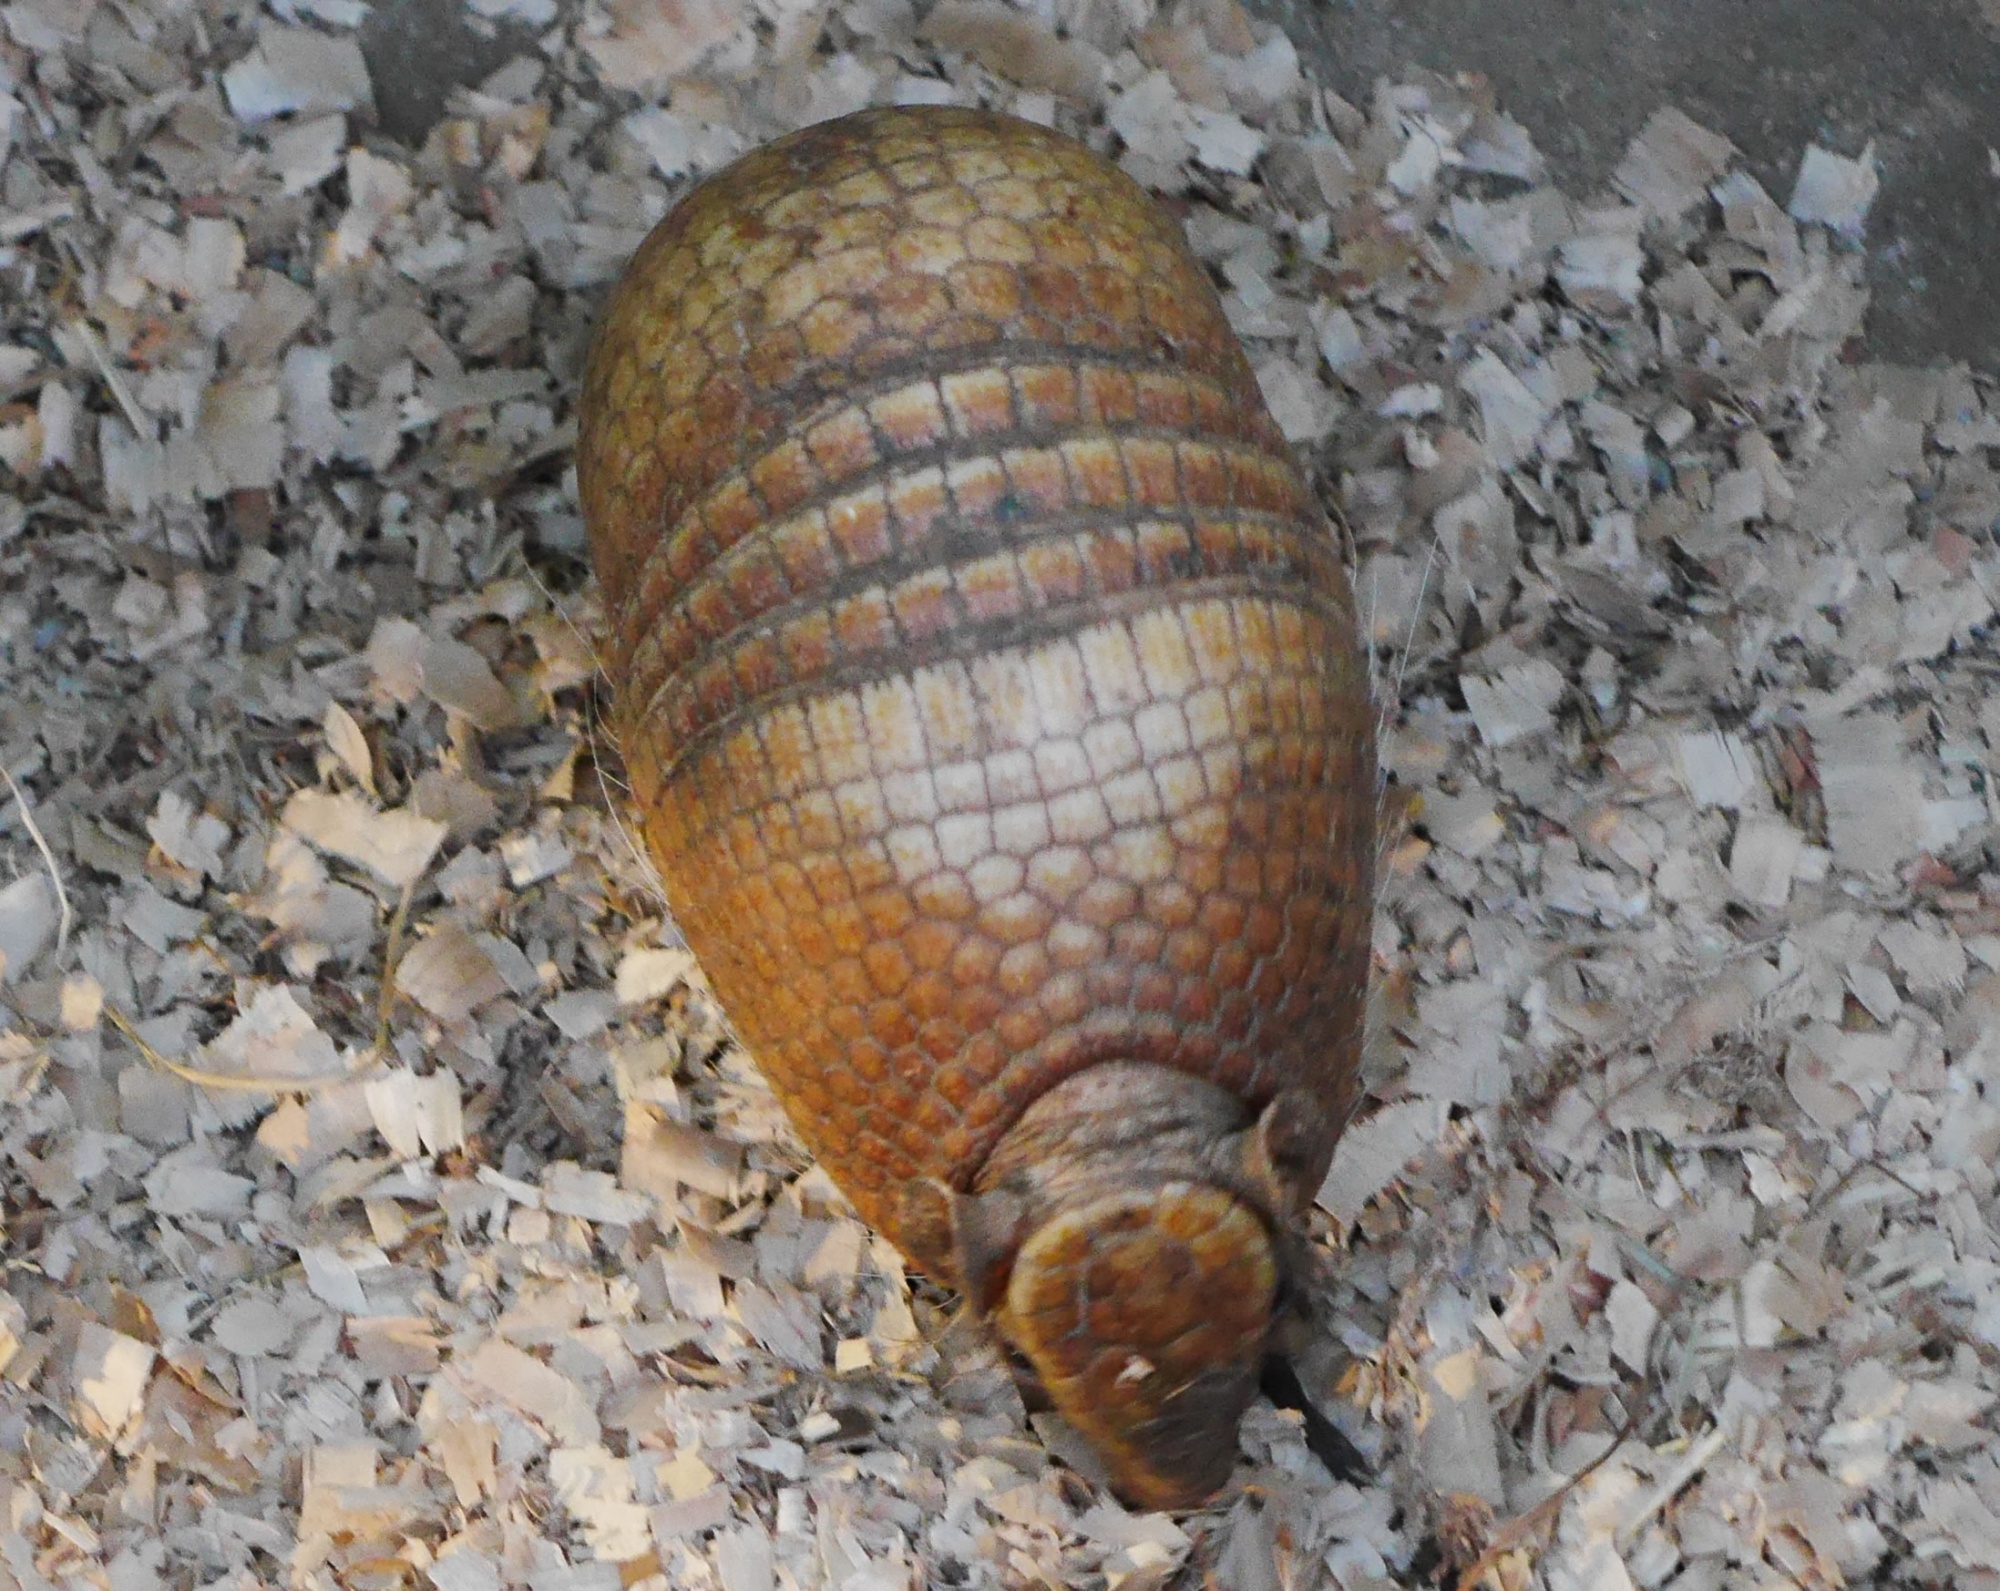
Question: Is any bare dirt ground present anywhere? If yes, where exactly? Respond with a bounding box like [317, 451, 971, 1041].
[3, 2, 1998, 1588]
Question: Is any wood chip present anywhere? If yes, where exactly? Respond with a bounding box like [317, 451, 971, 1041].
[1788, 143, 1881, 236]
[284, 789, 447, 889]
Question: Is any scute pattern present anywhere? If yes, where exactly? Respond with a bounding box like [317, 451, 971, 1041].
[578, 106, 1374, 1246]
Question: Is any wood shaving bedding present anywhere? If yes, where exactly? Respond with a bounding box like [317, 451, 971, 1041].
[0, 0, 1993, 1584]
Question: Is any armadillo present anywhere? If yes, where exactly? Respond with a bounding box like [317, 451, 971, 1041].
[575, 104, 1375, 1509]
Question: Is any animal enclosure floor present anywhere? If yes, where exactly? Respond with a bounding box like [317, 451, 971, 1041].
[1244, 0, 2000, 378]
[1, 1, 1997, 1588]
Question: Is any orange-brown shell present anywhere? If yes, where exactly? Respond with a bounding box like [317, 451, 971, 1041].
[577, 105, 1374, 1253]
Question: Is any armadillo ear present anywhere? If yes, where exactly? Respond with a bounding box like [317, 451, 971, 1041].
[949, 1187, 1027, 1314]
[895, 1179, 1024, 1314]
[1243, 1090, 1318, 1217]
[896, 1178, 964, 1289]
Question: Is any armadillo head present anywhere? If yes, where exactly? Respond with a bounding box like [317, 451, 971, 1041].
[997, 1176, 1280, 1508]
[902, 1064, 1319, 1511]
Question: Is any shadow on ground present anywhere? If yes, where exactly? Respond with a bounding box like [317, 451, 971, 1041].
[359, 0, 536, 145]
